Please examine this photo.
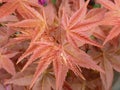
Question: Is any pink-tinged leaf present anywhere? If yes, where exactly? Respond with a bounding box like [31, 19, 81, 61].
[66, 57, 85, 80]
[70, 20, 101, 32]
[100, 55, 113, 90]
[16, 4, 35, 19]
[101, 10, 120, 25]
[66, 34, 80, 48]
[32, 74, 56, 90]
[7, 19, 42, 28]
[32, 27, 45, 42]
[0, 28, 9, 46]
[63, 81, 72, 90]
[62, 9, 69, 29]
[30, 56, 53, 88]
[53, 56, 68, 90]
[10, 27, 44, 45]
[64, 43, 104, 73]
[5, 52, 18, 58]
[0, 55, 16, 75]
[22, 45, 52, 71]
[108, 54, 120, 72]
[5, 75, 33, 86]
[85, 8, 106, 22]
[10, 29, 33, 42]
[44, 3, 56, 25]
[105, 10, 120, 18]
[0, 15, 18, 22]
[46, 74, 56, 90]
[41, 75, 56, 90]
[2, 0, 14, 2]
[18, 40, 54, 64]
[5, 64, 35, 86]
[86, 78, 102, 90]
[114, 0, 120, 7]
[62, 1, 102, 48]
[17, 2, 43, 20]
[12, 85, 26, 90]
[17, 44, 39, 64]
[68, 0, 90, 28]
[103, 26, 120, 45]
[79, 0, 85, 8]
[58, 0, 72, 18]
[23, 3, 44, 20]
[25, 0, 40, 8]
[97, 0, 118, 10]
[100, 17, 116, 26]
[41, 77, 51, 90]
[69, 32, 101, 47]
[66, 77, 82, 90]
[0, 0, 18, 18]
[101, 13, 120, 26]
[93, 27, 106, 41]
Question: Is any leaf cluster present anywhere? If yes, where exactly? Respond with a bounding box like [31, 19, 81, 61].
[0, 0, 120, 90]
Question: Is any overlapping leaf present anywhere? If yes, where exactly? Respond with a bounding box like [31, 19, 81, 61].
[62, 0, 105, 48]
[0, 48, 17, 75]
[91, 46, 120, 90]
[0, 0, 116, 90]
[97, 0, 120, 44]
[17, 35, 103, 90]
[0, 0, 42, 19]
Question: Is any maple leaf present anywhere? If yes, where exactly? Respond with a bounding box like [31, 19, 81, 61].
[100, 53, 114, 90]
[10, 29, 35, 43]
[6, 6, 47, 43]
[4, 64, 45, 90]
[97, 0, 120, 44]
[43, 3, 57, 25]
[4, 64, 35, 86]
[0, 15, 18, 22]
[8, 1, 104, 89]
[0, 27, 17, 48]
[92, 26, 106, 41]
[61, 0, 105, 48]
[5, 60, 57, 90]
[90, 45, 120, 90]
[0, 27, 10, 46]
[6, 2, 45, 28]
[5, 74, 33, 86]
[17, 35, 103, 90]
[32, 71, 56, 90]
[0, 48, 17, 75]
[0, 0, 41, 19]
[0, 0, 18, 18]
[17, 38, 68, 90]
[0, 0, 115, 90]
[6, 28, 44, 47]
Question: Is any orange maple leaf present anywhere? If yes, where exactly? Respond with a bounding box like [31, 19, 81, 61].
[0, 48, 17, 75]
[61, 0, 105, 48]
[97, 0, 120, 44]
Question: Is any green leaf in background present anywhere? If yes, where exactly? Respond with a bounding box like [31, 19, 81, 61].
[90, 35, 95, 40]
[93, 4, 101, 8]
[51, 0, 56, 4]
